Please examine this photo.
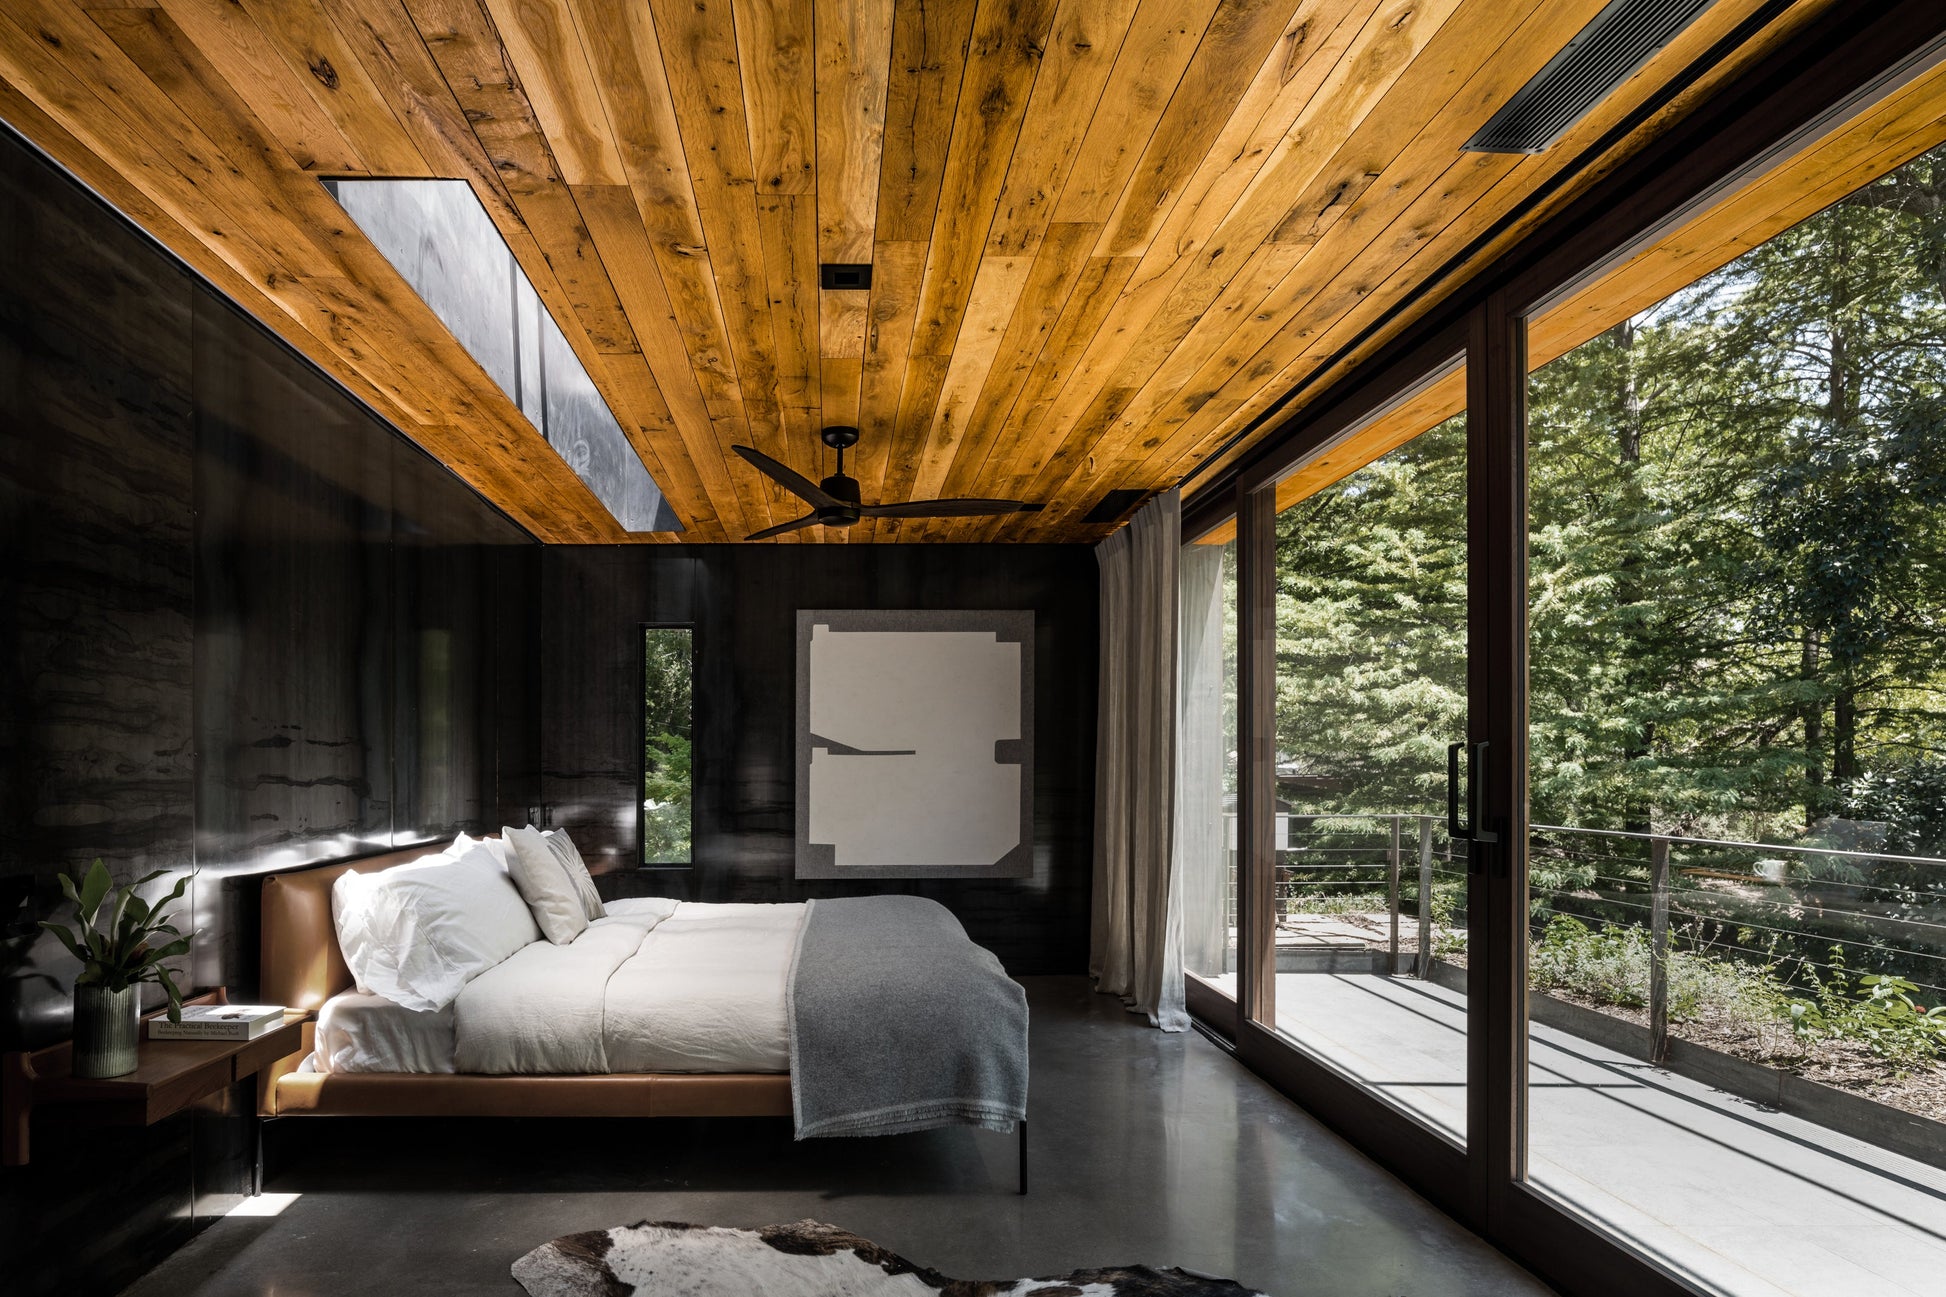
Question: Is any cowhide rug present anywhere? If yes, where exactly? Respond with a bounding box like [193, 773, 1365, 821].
[512, 1219, 1267, 1297]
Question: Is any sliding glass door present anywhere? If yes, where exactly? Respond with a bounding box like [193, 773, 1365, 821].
[1518, 139, 1946, 1297]
[1258, 394, 1472, 1147]
[1183, 14, 1946, 1294]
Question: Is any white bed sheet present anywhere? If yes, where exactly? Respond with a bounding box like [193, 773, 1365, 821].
[314, 898, 805, 1077]
[313, 990, 456, 1074]
[604, 901, 805, 1073]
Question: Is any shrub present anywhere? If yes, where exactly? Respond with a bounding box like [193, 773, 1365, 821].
[1790, 946, 1946, 1067]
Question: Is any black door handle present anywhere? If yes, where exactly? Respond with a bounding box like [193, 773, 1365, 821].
[1447, 740, 1499, 855]
[1447, 742, 1466, 841]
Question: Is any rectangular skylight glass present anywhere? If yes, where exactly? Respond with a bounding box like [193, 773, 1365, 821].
[325, 178, 680, 533]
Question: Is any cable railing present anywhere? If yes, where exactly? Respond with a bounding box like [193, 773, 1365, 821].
[1216, 812, 1946, 1061]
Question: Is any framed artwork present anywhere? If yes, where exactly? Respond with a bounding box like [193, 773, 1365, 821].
[795, 610, 1034, 879]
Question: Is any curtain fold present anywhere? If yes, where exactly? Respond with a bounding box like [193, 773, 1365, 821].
[1176, 542, 1230, 979]
[1091, 489, 1186, 1030]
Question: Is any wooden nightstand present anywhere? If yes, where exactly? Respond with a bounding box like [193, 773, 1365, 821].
[2, 989, 309, 1168]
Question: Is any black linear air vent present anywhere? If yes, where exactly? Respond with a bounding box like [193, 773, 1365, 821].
[819, 262, 873, 290]
[1463, 0, 1717, 155]
[1083, 489, 1147, 525]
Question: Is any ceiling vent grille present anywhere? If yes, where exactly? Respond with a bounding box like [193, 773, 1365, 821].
[1463, 0, 1717, 155]
[1083, 489, 1147, 525]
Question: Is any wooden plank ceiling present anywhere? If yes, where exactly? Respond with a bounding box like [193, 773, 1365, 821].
[0, 0, 1836, 542]
[1192, 51, 1946, 544]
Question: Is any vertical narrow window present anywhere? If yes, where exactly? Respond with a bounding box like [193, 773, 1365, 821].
[642, 626, 694, 866]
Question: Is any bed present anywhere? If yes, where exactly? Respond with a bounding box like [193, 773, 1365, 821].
[255, 840, 1030, 1189]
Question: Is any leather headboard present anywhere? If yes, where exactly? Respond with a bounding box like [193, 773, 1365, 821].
[259, 841, 460, 1011]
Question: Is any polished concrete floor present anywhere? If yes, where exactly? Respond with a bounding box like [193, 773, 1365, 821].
[119, 977, 1549, 1297]
[1235, 971, 1946, 1297]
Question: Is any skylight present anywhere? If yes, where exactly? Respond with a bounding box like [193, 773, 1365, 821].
[324, 179, 680, 533]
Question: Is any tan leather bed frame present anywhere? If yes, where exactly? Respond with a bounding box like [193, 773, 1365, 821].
[256, 843, 793, 1122]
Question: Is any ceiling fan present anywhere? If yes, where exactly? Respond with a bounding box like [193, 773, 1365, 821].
[731, 426, 1042, 540]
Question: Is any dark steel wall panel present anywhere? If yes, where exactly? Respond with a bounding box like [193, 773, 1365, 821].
[540, 544, 1097, 974]
[0, 125, 539, 1297]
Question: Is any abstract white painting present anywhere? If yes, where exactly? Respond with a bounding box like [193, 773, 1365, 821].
[796, 610, 1034, 878]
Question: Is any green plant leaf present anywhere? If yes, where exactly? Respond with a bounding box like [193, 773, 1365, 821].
[37, 920, 90, 965]
[77, 859, 112, 924]
[138, 936, 193, 965]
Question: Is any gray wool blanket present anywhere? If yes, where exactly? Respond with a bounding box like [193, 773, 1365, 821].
[786, 896, 1028, 1138]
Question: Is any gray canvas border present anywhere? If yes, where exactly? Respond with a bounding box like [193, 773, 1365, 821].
[795, 609, 1035, 880]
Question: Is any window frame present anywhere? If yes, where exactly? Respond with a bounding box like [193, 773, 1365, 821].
[1178, 6, 1946, 1296]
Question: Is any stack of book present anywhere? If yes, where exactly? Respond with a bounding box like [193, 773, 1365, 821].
[148, 1004, 287, 1041]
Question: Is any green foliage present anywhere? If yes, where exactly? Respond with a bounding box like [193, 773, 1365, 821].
[1273, 141, 1946, 872]
[1790, 946, 1946, 1067]
[1530, 917, 1946, 1066]
[1274, 418, 1468, 817]
[38, 860, 193, 1022]
[643, 731, 693, 862]
[1529, 915, 1769, 1023]
[643, 627, 694, 864]
[1839, 759, 1946, 860]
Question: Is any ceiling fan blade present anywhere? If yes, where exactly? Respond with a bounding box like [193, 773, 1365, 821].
[861, 498, 1043, 519]
[744, 512, 822, 540]
[732, 445, 838, 508]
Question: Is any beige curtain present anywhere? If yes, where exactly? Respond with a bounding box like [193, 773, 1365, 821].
[1091, 489, 1187, 1030]
[1176, 541, 1230, 978]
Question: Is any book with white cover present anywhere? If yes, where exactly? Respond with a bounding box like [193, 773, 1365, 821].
[148, 1004, 287, 1041]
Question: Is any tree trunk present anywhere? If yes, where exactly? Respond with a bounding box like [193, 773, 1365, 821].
[1832, 687, 1859, 786]
[1802, 629, 1824, 829]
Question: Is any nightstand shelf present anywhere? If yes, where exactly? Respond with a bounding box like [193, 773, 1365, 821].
[2, 989, 308, 1167]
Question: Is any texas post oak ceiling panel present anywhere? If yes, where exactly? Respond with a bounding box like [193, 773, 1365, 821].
[0, 0, 1834, 540]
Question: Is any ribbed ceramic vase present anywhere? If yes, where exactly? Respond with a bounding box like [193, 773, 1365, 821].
[73, 983, 140, 1079]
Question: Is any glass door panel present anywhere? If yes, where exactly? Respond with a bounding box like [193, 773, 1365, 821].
[1179, 535, 1239, 1002]
[1523, 141, 1946, 1294]
[1265, 398, 1471, 1145]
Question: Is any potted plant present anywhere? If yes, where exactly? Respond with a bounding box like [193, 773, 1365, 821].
[39, 860, 193, 1078]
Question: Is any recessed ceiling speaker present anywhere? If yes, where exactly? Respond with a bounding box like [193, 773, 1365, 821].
[1463, 0, 1718, 155]
[819, 263, 873, 290]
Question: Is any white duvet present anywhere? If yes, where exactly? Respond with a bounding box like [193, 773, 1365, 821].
[312, 899, 806, 1076]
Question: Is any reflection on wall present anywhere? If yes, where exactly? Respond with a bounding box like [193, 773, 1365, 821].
[0, 127, 541, 1297]
[327, 179, 680, 534]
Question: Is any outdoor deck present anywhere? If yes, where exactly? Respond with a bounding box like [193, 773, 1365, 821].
[1200, 971, 1946, 1297]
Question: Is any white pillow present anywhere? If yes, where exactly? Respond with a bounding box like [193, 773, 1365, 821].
[502, 825, 590, 944]
[331, 845, 540, 1012]
[542, 829, 605, 921]
[450, 831, 512, 872]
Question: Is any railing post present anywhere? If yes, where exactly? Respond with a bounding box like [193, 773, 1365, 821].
[1417, 815, 1435, 978]
[1388, 815, 1403, 974]
[1649, 836, 1670, 1064]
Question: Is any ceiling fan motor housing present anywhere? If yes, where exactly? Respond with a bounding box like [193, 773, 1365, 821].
[817, 470, 863, 527]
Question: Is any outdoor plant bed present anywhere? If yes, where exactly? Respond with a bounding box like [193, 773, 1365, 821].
[1421, 956, 1946, 1172]
[1540, 983, 1946, 1124]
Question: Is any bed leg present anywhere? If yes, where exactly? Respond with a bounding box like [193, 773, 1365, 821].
[1017, 1118, 1027, 1196]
